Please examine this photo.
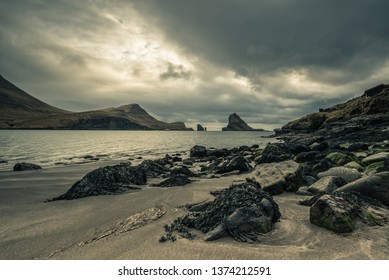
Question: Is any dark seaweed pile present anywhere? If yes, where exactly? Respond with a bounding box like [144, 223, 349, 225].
[160, 179, 281, 242]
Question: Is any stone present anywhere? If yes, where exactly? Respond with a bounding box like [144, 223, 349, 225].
[13, 162, 42, 171]
[48, 164, 146, 201]
[83, 155, 99, 161]
[169, 165, 198, 177]
[172, 156, 182, 162]
[346, 143, 369, 152]
[318, 167, 363, 183]
[310, 194, 357, 233]
[139, 159, 169, 178]
[183, 158, 194, 165]
[306, 176, 346, 194]
[365, 161, 386, 175]
[257, 142, 309, 164]
[161, 180, 280, 242]
[310, 141, 329, 152]
[310, 192, 389, 233]
[344, 161, 364, 172]
[294, 151, 319, 163]
[207, 148, 230, 158]
[312, 158, 336, 173]
[216, 155, 252, 174]
[325, 152, 353, 166]
[252, 160, 303, 195]
[152, 174, 192, 187]
[361, 152, 389, 165]
[239, 145, 250, 152]
[336, 172, 389, 206]
[190, 145, 207, 158]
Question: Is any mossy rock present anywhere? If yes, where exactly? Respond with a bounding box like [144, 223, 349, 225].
[365, 161, 386, 175]
[361, 152, 389, 165]
[310, 195, 357, 233]
[344, 161, 364, 172]
[326, 152, 353, 166]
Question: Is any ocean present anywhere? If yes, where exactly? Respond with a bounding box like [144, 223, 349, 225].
[0, 130, 276, 171]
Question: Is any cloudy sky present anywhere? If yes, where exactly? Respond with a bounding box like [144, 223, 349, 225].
[1, 0, 389, 130]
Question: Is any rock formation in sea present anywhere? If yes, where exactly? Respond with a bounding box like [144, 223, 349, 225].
[197, 124, 205, 131]
[0, 75, 192, 130]
[222, 113, 264, 131]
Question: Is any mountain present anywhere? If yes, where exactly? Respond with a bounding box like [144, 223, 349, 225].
[0, 75, 192, 130]
[0, 75, 69, 125]
[277, 84, 389, 142]
[222, 113, 264, 131]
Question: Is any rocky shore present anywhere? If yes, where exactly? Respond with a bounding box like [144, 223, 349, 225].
[34, 131, 387, 242]
[1, 84, 389, 259]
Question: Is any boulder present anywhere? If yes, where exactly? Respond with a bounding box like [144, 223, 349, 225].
[216, 155, 252, 174]
[139, 159, 169, 178]
[190, 145, 207, 158]
[48, 164, 146, 201]
[312, 158, 336, 173]
[325, 152, 353, 166]
[13, 162, 42, 171]
[318, 167, 363, 183]
[365, 161, 387, 175]
[257, 142, 309, 164]
[346, 143, 369, 152]
[252, 160, 303, 195]
[310, 194, 357, 233]
[207, 148, 230, 158]
[361, 152, 389, 165]
[160, 180, 280, 242]
[310, 141, 329, 152]
[295, 151, 319, 163]
[336, 172, 389, 206]
[310, 193, 389, 233]
[169, 165, 198, 177]
[344, 161, 364, 172]
[307, 176, 346, 194]
[152, 174, 192, 187]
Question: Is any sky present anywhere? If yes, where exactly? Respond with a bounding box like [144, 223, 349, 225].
[1, 0, 389, 130]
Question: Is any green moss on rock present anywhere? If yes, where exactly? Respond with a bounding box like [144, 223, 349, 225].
[326, 152, 353, 166]
[365, 161, 385, 175]
[344, 161, 364, 172]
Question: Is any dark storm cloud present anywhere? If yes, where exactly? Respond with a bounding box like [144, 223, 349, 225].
[1, 0, 388, 130]
[127, 0, 389, 128]
[132, 0, 389, 79]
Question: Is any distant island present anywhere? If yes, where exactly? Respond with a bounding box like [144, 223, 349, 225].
[0, 75, 192, 130]
[222, 113, 265, 131]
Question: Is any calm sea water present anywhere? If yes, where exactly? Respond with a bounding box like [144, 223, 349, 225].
[0, 130, 276, 171]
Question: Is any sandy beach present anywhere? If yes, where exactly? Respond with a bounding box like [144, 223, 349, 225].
[1, 161, 388, 260]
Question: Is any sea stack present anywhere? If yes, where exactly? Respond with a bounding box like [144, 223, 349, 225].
[197, 124, 206, 131]
[222, 113, 264, 131]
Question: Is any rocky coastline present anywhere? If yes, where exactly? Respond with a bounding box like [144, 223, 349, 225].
[25, 130, 384, 243]
[2, 84, 389, 259]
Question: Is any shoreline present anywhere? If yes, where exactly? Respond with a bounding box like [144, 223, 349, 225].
[1, 157, 389, 260]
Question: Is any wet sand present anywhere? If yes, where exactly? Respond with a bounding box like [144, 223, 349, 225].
[1, 162, 389, 260]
